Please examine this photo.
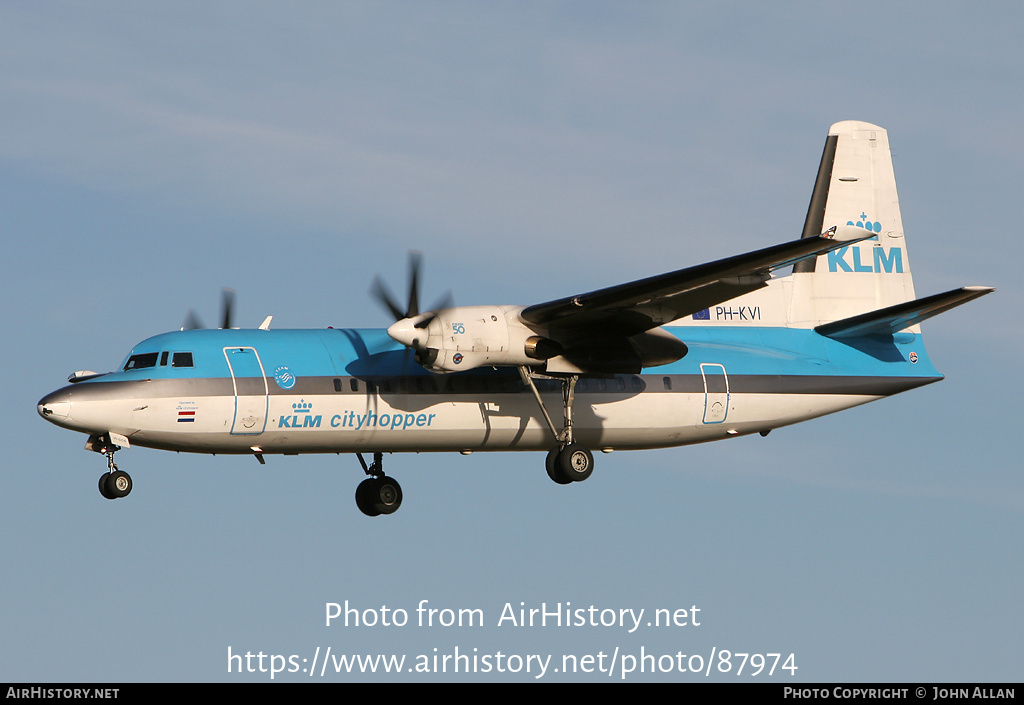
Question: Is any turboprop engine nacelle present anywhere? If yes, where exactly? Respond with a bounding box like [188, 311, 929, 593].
[386, 305, 560, 374]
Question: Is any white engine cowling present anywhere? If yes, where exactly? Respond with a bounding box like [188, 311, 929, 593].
[387, 305, 554, 373]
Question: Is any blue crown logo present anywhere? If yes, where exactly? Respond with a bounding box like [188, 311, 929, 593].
[847, 212, 881, 240]
[292, 400, 313, 413]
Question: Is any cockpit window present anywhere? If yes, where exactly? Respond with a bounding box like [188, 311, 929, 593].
[171, 352, 194, 368]
[123, 352, 159, 370]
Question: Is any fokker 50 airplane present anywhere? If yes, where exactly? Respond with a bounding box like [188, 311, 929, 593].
[38, 121, 993, 516]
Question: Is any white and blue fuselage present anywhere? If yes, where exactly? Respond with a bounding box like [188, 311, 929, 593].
[37, 321, 940, 456]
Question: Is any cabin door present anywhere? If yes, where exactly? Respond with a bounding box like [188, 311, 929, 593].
[224, 347, 269, 435]
[700, 363, 730, 424]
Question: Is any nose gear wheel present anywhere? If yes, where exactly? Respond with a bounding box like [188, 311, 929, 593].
[97, 444, 133, 500]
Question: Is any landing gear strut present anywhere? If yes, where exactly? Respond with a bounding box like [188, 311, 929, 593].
[519, 368, 596, 485]
[96, 442, 132, 500]
[354, 452, 403, 517]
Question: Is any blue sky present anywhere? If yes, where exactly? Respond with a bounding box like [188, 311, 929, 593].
[2, 2, 1020, 682]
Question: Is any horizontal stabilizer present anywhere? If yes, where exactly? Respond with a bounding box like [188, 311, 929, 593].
[815, 286, 994, 339]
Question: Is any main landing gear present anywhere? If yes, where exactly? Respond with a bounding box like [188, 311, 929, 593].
[354, 452, 403, 517]
[545, 443, 595, 485]
[518, 368, 596, 485]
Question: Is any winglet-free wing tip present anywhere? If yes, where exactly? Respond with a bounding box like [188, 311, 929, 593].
[828, 224, 875, 242]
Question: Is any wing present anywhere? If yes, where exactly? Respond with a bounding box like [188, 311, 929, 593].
[520, 226, 872, 337]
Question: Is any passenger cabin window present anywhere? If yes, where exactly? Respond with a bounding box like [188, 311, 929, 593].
[171, 352, 194, 368]
[123, 353, 159, 370]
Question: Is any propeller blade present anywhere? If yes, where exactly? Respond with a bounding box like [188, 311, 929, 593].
[372, 251, 434, 322]
[407, 251, 422, 318]
[181, 288, 236, 330]
[221, 288, 236, 329]
[412, 290, 454, 328]
[182, 309, 204, 330]
[429, 289, 454, 314]
[370, 276, 406, 321]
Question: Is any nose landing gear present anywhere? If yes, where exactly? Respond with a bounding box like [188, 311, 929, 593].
[95, 441, 132, 500]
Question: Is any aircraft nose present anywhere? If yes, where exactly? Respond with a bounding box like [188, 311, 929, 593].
[37, 389, 72, 422]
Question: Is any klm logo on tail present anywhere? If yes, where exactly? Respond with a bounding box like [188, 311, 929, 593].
[828, 245, 903, 273]
[829, 213, 903, 273]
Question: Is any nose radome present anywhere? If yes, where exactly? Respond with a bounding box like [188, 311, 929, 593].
[37, 390, 72, 421]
